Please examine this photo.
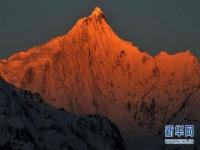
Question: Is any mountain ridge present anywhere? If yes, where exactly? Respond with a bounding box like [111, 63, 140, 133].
[2, 7, 197, 61]
[0, 7, 199, 141]
[0, 76, 126, 150]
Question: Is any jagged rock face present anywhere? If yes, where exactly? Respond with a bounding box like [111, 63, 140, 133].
[0, 7, 200, 136]
[0, 77, 126, 150]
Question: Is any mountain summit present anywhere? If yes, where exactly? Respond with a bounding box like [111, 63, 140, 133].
[90, 7, 104, 17]
[0, 7, 200, 143]
[66, 7, 136, 53]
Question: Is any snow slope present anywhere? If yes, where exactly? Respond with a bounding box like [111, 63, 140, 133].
[0, 76, 126, 150]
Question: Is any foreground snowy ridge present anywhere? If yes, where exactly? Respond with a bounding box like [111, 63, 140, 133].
[0, 77, 126, 150]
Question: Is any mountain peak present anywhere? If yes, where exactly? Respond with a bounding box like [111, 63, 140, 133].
[71, 7, 106, 29]
[68, 6, 117, 41]
[90, 7, 104, 17]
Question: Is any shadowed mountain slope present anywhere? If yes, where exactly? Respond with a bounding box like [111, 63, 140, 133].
[0, 76, 126, 150]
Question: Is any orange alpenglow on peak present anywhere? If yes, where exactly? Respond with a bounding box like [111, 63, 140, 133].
[66, 6, 138, 52]
[70, 7, 107, 30]
[76, 7, 106, 25]
[0, 6, 199, 137]
[90, 7, 104, 17]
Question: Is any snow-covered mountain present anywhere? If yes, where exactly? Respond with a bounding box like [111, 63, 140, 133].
[0, 76, 126, 150]
[0, 7, 200, 147]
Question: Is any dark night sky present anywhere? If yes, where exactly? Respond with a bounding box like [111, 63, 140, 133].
[0, 0, 200, 58]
